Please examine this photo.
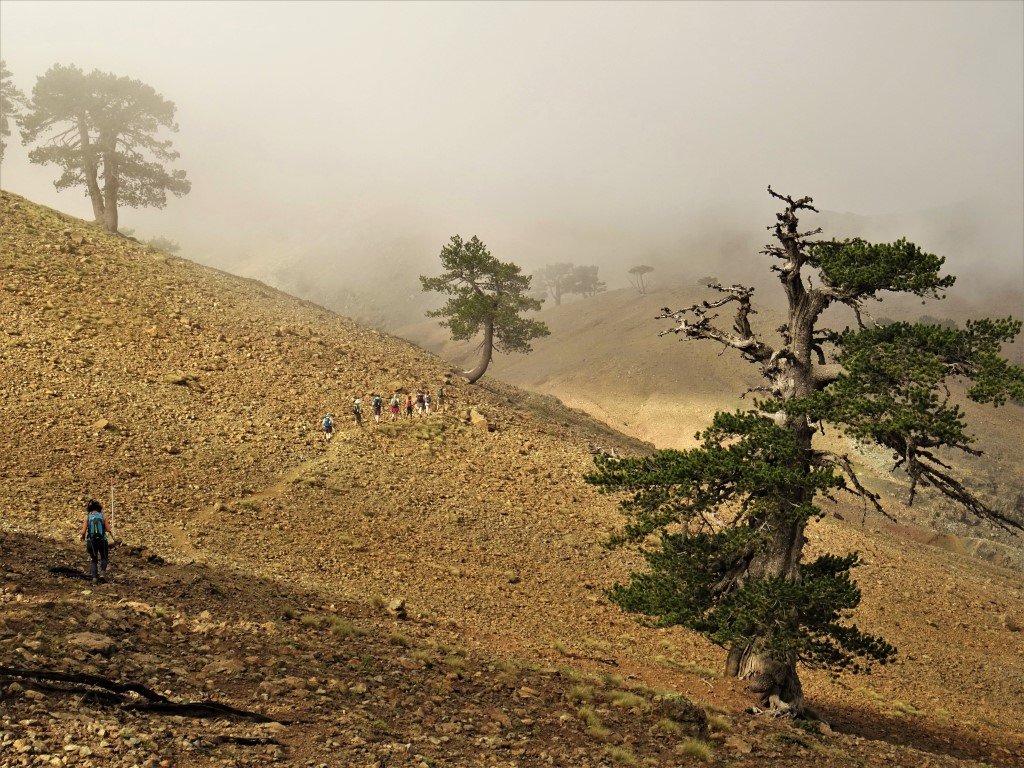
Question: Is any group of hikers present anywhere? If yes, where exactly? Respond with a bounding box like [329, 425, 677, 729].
[320, 385, 446, 439]
[77, 384, 449, 580]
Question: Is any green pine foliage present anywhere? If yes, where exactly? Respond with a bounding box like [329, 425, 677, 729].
[19, 63, 190, 230]
[587, 189, 1023, 686]
[810, 237, 955, 299]
[0, 60, 26, 162]
[589, 412, 894, 672]
[420, 235, 549, 382]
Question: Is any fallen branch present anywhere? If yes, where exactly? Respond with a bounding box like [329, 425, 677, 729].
[557, 652, 619, 667]
[0, 666, 285, 724]
[210, 735, 283, 747]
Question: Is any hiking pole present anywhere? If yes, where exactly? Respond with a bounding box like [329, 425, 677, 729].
[109, 473, 117, 545]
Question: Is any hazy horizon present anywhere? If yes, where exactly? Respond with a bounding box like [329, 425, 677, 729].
[1, 1, 1021, 310]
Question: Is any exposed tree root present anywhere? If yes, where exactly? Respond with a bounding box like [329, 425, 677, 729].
[0, 666, 286, 724]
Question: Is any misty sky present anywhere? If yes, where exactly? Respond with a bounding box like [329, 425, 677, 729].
[1, 1, 1021, 294]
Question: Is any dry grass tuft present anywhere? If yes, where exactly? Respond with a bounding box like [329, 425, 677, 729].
[605, 746, 639, 766]
[329, 617, 364, 637]
[656, 717, 683, 736]
[706, 714, 731, 732]
[387, 631, 412, 647]
[600, 672, 626, 688]
[607, 690, 649, 710]
[568, 684, 595, 703]
[675, 739, 713, 761]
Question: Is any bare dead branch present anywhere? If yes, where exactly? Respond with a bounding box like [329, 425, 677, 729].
[813, 452, 894, 522]
[0, 667, 284, 723]
[767, 186, 819, 213]
[658, 283, 776, 366]
[740, 386, 773, 400]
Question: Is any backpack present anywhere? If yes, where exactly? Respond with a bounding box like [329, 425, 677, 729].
[322, 416, 333, 430]
[373, 396, 383, 409]
[87, 512, 105, 540]
[353, 400, 362, 414]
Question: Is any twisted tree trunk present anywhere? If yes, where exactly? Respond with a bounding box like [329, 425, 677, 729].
[77, 116, 104, 224]
[100, 135, 119, 233]
[463, 318, 494, 384]
[725, 290, 822, 715]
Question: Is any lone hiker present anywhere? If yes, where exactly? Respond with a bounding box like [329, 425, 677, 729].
[352, 397, 363, 427]
[436, 384, 446, 413]
[322, 413, 334, 441]
[80, 499, 110, 583]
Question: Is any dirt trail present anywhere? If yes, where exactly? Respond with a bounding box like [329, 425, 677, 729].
[169, 432, 347, 559]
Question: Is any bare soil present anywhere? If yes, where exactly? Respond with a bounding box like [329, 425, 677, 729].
[2, 191, 1022, 767]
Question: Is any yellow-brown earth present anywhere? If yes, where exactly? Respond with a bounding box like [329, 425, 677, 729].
[2, 190, 1022, 767]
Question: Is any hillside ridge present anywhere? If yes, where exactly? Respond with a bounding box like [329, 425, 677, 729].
[2, 190, 1022, 766]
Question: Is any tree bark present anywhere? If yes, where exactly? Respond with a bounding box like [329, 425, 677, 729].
[100, 136, 119, 232]
[463, 318, 494, 384]
[724, 293, 822, 715]
[77, 116, 104, 224]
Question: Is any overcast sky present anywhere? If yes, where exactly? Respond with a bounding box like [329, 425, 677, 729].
[1, 1, 1021, 295]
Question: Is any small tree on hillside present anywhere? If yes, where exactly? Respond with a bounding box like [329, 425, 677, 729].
[572, 264, 607, 298]
[421, 235, 549, 384]
[587, 188, 1023, 715]
[628, 264, 653, 295]
[0, 61, 26, 162]
[145, 235, 181, 254]
[534, 262, 576, 306]
[535, 263, 607, 304]
[20, 64, 190, 232]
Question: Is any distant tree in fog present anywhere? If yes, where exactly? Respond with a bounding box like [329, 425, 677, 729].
[628, 264, 653, 295]
[0, 61, 26, 162]
[20, 64, 190, 232]
[534, 262, 575, 306]
[145, 235, 181, 254]
[535, 263, 607, 305]
[588, 187, 1024, 716]
[421, 235, 549, 384]
[572, 264, 606, 298]
[917, 314, 958, 330]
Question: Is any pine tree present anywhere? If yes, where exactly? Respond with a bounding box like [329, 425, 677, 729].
[19, 64, 190, 232]
[587, 188, 1024, 715]
[628, 265, 653, 295]
[0, 61, 26, 162]
[421, 235, 549, 384]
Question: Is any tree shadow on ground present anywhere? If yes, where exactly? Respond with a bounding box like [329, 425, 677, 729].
[824, 701, 1021, 767]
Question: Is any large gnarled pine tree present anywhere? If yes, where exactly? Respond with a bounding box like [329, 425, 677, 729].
[587, 188, 1024, 715]
[421, 235, 549, 384]
[19, 64, 190, 232]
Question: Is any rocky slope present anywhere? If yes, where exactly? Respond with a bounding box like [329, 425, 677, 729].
[1, 190, 1022, 766]
[402, 284, 1024, 550]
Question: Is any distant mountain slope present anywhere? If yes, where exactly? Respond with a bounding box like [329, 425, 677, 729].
[2, 191, 1023, 765]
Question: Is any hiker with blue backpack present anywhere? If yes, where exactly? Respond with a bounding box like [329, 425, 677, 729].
[80, 499, 110, 583]
[322, 414, 334, 441]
